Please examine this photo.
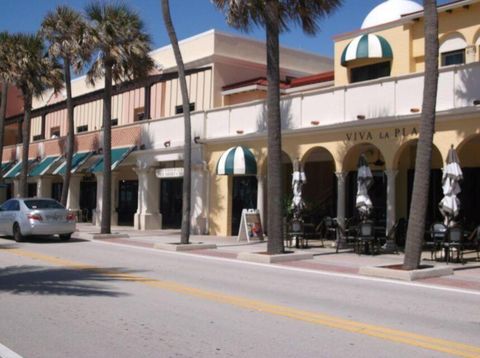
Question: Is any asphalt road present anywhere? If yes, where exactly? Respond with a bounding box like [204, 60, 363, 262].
[0, 236, 479, 358]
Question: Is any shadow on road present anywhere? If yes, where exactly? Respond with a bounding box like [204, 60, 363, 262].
[0, 265, 142, 297]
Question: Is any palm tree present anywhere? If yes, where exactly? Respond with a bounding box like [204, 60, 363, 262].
[0, 32, 13, 192]
[403, 0, 439, 270]
[40, 5, 92, 207]
[85, 2, 154, 234]
[212, 0, 342, 254]
[161, 0, 192, 244]
[8, 34, 63, 198]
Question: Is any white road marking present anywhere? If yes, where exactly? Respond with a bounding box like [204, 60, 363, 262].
[0, 342, 23, 358]
[88, 238, 480, 297]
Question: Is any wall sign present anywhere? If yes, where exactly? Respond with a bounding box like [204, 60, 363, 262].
[345, 127, 418, 141]
[237, 209, 264, 242]
[156, 167, 184, 178]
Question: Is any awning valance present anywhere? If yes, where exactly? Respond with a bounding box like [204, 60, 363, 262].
[216, 146, 257, 176]
[29, 156, 61, 177]
[54, 151, 94, 175]
[89, 146, 135, 173]
[341, 34, 393, 66]
[4, 159, 37, 179]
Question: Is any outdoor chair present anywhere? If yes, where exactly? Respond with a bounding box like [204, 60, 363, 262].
[463, 226, 480, 260]
[335, 224, 357, 253]
[303, 222, 324, 248]
[322, 216, 336, 241]
[443, 226, 464, 264]
[427, 223, 447, 261]
[355, 221, 377, 255]
[286, 219, 304, 248]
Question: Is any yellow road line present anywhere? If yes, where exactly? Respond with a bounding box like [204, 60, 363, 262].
[6, 247, 480, 358]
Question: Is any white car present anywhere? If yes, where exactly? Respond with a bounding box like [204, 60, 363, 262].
[0, 198, 76, 242]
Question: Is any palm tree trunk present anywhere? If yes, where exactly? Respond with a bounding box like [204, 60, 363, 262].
[19, 94, 32, 198]
[60, 58, 74, 206]
[101, 64, 113, 234]
[265, 0, 284, 254]
[0, 82, 8, 185]
[403, 0, 439, 270]
[162, 0, 191, 244]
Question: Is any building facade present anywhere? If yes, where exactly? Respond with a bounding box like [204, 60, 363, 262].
[2, 0, 480, 237]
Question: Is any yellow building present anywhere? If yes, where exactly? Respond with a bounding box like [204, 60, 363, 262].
[208, 0, 480, 236]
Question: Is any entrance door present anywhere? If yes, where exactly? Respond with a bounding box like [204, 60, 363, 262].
[231, 176, 258, 236]
[118, 180, 138, 226]
[80, 181, 97, 222]
[160, 178, 183, 229]
[28, 183, 37, 198]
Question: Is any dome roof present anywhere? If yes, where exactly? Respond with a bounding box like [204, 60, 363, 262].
[361, 0, 423, 29]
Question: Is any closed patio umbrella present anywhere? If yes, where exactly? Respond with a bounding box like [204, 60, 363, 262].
[291, 159, 306, 219]
[439, 145, 463, 227]
[356, 154, 373, 220]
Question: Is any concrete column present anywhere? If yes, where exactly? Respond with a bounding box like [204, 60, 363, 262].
[36, 176, 52, 198]
[133, 167, 161, 230]
[93, 172, 118, 226]
[257, 174, 265, 226]
[466, 45, 476, 64]
[93, 173, 103, 226]
[66, 175, 82, 211]
[13, 179, 20, 197]
[191, 163, 209, 234]
[335, 172, 348, 229]
[111, 172, 118, 226]
[385, 169, 398, 233]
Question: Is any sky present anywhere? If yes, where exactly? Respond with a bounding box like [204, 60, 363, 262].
[0, 0, 451, 58]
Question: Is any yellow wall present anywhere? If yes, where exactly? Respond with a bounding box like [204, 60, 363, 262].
[335, 2, 480, 85]
[207, 115, 480, 235]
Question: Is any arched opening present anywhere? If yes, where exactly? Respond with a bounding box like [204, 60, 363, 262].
[301, 147, 336, 224]
[394, 140, 443, 225]
[439, 32, 467, 67]
[343, 143, 386, 224]
[261, 151, 293, 230]
[457, 135, 480, 228]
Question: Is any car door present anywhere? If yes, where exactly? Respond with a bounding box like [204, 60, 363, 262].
[0, 200, 13, 234]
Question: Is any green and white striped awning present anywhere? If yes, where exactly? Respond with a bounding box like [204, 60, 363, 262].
[89, 146, 135, 173]
[216, 146, 257, 176]
[29, 156, 61, 177]
[341, 34, 393, 66]
[54, 151, 94, 175]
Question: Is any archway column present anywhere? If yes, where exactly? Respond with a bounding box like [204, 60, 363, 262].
[335, 171, 348, 229]
[257, 174, 265, 225]
[385, 169, 398, 233]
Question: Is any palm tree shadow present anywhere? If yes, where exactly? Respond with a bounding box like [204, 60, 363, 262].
[0, 265, 144, 297]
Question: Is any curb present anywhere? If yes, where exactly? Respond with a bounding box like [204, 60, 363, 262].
[154, 242, 217, 251]
[359, 265, 454, 281]
[237, 251, 314, 263]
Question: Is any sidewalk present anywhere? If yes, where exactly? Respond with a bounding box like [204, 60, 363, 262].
[74, 223, 480, 293]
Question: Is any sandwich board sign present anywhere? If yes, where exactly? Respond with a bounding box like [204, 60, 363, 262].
[237, 209, 264, 242]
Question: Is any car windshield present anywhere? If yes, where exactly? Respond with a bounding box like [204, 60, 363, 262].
[24, 199, 65, 210]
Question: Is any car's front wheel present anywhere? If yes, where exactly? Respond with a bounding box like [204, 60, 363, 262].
[59, 233, 72, 241]
[13, 224, 24, 242]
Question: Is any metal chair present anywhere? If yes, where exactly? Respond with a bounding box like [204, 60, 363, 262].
[355, 221, 377, 255]
[444, 226, 464, 264]
[463, 226, 480, 260]
[286, 219, 304, 248]
[428, 223, 447, 260]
